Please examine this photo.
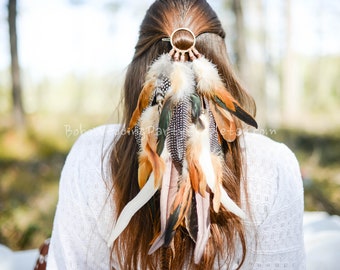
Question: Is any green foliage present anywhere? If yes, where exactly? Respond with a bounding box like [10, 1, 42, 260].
[303, 56, 340, 112]
[269, 128, 340, 215]
[0, 112, 119, 250]
[0, 122, 67, 250]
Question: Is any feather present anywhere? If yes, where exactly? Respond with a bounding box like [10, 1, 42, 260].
[186, 124, 207, 196]
[128, 54, 173, 132]
[206, 103, 222, 154]
[107, 173, 158, 247]
[164, 164, 192, 246]
[214, 96, 258, 129]
[167, 98, 190, 164]
[138, 153, 152, 188]
[150, 171, 192, 252]
[209, 100, 236, 142]
[189, 93, 202, 124]
[169, 61, 195, 101]
[210, 154, 223, 212]
[157, 98, 172, 155]
[220, 186, 245, 219]
[194, 192, 210, 264]
[128, 82, 155, 132]
[192, 57, 257, 128]
[185, 192, 198, 242]
[234, 103, 258, 128]
[138, 106, 164, 188]
[192, 57, 225, 94]
[197, 114, 245, 218]
[145, 141, 165, 188]
[152, 76, 171, 113]
[148, 156, 178, 254]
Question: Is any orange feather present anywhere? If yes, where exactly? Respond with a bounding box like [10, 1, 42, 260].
[144, 140, 165, 188]
[171, 177, 192, 229]
[186, 133, 207, 197]
[127, 81, 155, 132]
[212, 87, 237, 112]
[209, 101, 237, 142]
[138, 154, 152, 188]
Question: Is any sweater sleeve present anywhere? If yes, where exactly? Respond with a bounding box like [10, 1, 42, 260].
[242, 134, 306, 269]
[47, 125, 120, 270]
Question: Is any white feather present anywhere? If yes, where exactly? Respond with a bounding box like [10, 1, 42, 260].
[146, 54, 173, 81]
[139, 106, 159, 148]
[107, 173, 158, 247]
[169, 61, 195, 101]
[197, 114, 245, 218]
[220, 186, 245, 219]
[194, 192, 210, 264]
[192, 57, 224, 94]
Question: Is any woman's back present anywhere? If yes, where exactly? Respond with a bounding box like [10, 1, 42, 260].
[47, 124, 305, 269]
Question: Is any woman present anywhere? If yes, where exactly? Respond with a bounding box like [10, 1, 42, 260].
[47, 0, 305, 269]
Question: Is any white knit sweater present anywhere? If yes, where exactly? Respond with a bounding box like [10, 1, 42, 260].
[47, 124, 305, 269]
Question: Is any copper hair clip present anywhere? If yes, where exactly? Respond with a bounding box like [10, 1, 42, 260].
[163, 28, 201, 61]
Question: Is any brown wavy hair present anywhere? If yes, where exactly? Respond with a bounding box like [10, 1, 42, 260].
[109, 0, 256, 269]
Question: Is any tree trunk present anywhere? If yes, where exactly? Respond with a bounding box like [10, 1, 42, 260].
[8, 0, 25, 129]
[282, 0, 299, 126]
[231, 0, 248, 82]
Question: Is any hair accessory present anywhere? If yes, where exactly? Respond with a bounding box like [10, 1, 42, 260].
[165, 28, 201, 61]
[108, 54, 257, 263]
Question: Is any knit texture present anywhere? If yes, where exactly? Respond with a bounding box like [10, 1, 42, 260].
[47, 124, 305, 269]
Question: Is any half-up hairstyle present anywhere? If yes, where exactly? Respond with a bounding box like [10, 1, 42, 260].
[109, 0, 256, 269]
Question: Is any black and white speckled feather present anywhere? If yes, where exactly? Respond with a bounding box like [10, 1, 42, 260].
[166, 97, 191, 164]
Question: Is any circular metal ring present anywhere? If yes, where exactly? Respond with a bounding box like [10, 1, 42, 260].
[170, 28, 196, 53]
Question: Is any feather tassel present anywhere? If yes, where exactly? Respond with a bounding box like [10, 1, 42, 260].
[109, 53, 251, 260]
[148, 156, 178, 254]
[164, 168, 192, 246]
[194, 191, 210, 264]
[138, 106, 165, 188]
[192, 57, 257, 128]
[107, 173, 158, 247]
[197, 114, 245, 218]
[157, 98, 172, 155]
[128, 54, 173, 132]
[209, 100, 236, 143]
[186, 123, 207, 196]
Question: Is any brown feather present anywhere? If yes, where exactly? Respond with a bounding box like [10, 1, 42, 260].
[164, 175, 192, 246]
[213, 87, 237, 112]
[209, 101, 237, 142]
[144, 140, 165, 188]
[138, 154, 152, 188]
[127, 81, 155, 132]
[171, 178, 192, 229]
[213, 88, 258, 128]
[186, 132, 207, 197]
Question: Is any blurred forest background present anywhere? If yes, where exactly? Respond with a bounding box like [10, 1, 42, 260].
[0, 0, 339, 250]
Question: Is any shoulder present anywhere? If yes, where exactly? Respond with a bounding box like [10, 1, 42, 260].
[69, 124, 122, 155]
[242, 132, 303, 223]
[243, 131, 296, 158]
[241, 133, 305, 267]
[62, 123, 122, 189]
[64, 124, 122, 171]
[59, 124, 122, 231]
[243, 131, 300, 175]
[49, 125, 122, 269]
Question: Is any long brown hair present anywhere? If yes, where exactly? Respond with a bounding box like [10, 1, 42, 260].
[109, 0, 256, 269]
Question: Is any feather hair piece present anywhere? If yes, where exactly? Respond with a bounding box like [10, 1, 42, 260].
[108, 48, 256, 263]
